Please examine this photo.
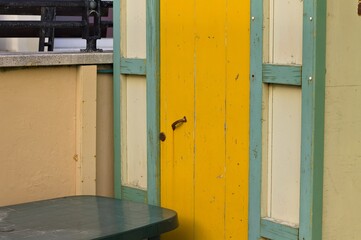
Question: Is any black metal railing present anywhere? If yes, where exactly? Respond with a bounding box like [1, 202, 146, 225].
[0, 0, 113, 52]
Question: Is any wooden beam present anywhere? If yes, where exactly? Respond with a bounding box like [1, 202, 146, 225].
[76, 65, 97, 195]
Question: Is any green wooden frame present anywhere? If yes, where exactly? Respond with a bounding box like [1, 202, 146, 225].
[113, 0, 160, 205]
[249, 0, 326, 239]
[299, 0, 326, 238]
[263, 64, 302, 86]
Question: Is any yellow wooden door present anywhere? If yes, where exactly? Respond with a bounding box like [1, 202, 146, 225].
[160, 0, 250, 239]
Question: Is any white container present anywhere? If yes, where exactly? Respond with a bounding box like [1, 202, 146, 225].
[0, 15, 40, 52]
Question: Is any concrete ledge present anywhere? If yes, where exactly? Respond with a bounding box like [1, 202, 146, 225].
[0, 51, 113, 67]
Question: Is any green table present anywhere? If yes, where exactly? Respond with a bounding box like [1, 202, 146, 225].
[0, 196, 178, 240]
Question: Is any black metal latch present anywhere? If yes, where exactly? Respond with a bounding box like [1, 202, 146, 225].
[171, 116, 187, 131]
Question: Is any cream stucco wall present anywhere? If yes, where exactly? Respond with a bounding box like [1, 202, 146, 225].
[323, 1, 361, 239]
[0, 66, 77, 206]
[0, 64, 114, 206]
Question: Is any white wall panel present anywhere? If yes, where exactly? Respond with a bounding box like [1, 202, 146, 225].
[267, 85, 301, 225]
[270, 0, 303, 64]
[323, 0, 361, 238]
[121, 76, 147, 189]
[125, 0, 146, 58]
[120, 0, 147, 190]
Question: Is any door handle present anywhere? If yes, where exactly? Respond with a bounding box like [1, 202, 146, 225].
[171, 116, 187, 130]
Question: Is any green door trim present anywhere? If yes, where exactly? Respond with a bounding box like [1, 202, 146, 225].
[113, 0, 122, 200]
[248, 0, 263, 238]
[260, 219, 299, 240]
[146, 0, 160, 206]
[249, 0, 326, 239]
[299, 1, 326, 239]
[113, 0, 160, 206]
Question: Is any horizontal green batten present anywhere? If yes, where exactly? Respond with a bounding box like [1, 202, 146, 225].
[122, 186, 148, 203]
[260, 218, 299, 240]
[263, 64, 302, 86]
[97, 69, 113, 74]
[120, 58, 146, 75]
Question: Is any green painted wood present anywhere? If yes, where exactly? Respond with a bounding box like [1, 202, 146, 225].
[146, 0, 160, 206]
[113, 0, 122, 199]
[122, 186, 148, 203]
[249, 0, 263, 239]
[97, 69, 113, 74]
[249, 0, 326, 239]
[299, 0, 327, 239]
[104, 59, 145, 77]
[113, 0, 160, 205]
[260, 219, 299, 240]
[263, 64, 302, 86]
[120, 58, 146, 75]
[0, 196, 178, 239]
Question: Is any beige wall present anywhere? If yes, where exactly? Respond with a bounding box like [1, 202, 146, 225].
[0, 66, 77, 206]
[323, 1, 361, 239]
[0, 65, 114, 206]
[96, 71, 114, 197]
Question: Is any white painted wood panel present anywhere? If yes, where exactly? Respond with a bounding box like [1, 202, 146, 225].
[120, 0, 147, 190]
[125, 0, 146, 58]
[270, 0, 303, 64]
[267, 85, 301, 225]
[121, 75, 147, 189]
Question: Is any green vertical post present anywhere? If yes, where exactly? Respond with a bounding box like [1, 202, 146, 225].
[146, 0, 160, 206]
[249, 0, 263, 239]
[113, 0, 122, 199]
[299, 0, 326, 239]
